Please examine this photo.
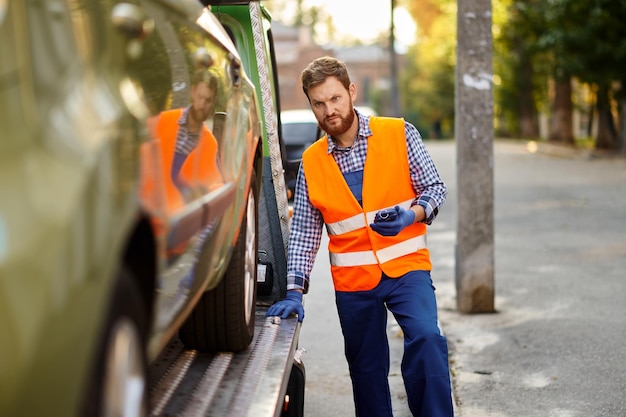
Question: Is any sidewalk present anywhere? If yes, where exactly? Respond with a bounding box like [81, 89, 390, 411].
[426, 140, 626, 417]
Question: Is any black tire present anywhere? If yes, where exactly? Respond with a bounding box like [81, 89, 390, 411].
[281, 362, 306, 417]
[180, 173, 258, 352]
[81, 269, 148, 417]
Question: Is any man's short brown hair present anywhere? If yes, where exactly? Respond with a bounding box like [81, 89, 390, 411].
[301, 56, 352, 99]
[192, 69, 218, 91]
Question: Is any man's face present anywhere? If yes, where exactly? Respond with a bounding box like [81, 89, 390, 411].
[308, 76, 356, 137]
[190, 81, 216, 122]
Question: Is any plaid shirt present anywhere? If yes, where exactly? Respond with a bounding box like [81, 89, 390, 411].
[175, 106, 201, 155]
[287, 109, 447, 292]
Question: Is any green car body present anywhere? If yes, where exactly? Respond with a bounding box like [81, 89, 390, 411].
[0, 1, 265, 416]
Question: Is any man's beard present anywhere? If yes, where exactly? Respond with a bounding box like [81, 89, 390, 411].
[320, 104, 355, 137]
[191, 106, 210, 124]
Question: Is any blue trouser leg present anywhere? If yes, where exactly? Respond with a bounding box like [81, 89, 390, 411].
[336, 285, 393, 417]
[335, 271, 453, 417]
[386, 270, 453, 417]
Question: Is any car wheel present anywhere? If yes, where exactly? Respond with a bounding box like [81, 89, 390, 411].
[81, 269, 148, 417]
[180, 172, 258, 352]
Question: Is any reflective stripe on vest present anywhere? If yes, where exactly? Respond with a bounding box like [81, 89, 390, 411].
[329, 234, 427, 266]
[326, 198, 414, 236]
[302, 116, 432, 292]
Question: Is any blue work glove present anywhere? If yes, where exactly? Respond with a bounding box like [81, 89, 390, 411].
[370, 206, 416, 236]
[266, 290, 304, 322]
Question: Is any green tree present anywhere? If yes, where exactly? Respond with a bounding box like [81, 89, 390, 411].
[564, 0, 626, 150]
[494, 0, 626, 150]
[494, 0, 549, 139]
[401, 0, 456, 138]
[533, 0, 626, 149]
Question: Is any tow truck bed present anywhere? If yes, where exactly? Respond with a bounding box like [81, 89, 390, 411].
[148, 307, 302, 417]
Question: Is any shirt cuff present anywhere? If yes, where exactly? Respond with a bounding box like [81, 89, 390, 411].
[414, 198, 437, 225]
[287, 272, 309, 293]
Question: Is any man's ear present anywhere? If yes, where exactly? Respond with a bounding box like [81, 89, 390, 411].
[349, 83, 357, 102]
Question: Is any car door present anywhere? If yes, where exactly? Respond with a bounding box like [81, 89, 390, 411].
[123, 0, 236, 339]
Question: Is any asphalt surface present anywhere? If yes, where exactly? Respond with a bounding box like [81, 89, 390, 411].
[299, 140, 626, 417]
[434, 140, 626, 417]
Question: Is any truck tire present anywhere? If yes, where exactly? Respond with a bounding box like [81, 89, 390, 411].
[180, 173, 258, 352]
[81, 268, 148, 417]
[282, 362, 306, 417]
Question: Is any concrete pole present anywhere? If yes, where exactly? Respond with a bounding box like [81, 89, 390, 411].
[455, 0, 495, 313]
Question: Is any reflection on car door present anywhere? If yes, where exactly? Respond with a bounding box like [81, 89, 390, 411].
[132, 1, 236, 335]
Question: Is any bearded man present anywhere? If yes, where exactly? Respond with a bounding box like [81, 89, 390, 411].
[268, 56, 454, 417]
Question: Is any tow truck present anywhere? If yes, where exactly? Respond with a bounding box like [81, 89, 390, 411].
[147, 2, 305, 416]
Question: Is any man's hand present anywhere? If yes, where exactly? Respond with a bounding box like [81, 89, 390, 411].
[370, 205, 416, 236]
[266, 290, 305, 322]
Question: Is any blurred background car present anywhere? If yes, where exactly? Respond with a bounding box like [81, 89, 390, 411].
[280, 109, 323, 199]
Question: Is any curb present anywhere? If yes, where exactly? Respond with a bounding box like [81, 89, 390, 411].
[532, 140, 626, 160]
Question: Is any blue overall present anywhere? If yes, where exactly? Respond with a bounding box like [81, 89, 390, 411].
[336, 171, 453, 416]
[335, 270, 454, 417]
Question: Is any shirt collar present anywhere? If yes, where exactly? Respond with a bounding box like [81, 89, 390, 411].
[326, 108, 372, 154]
[178, 105, 192, 126]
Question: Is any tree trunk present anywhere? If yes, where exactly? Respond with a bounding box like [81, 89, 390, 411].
[587, 94, 595, 138]
[620, 84, 626, 153]
[595, 83, 618, 150]
[518, 50, 539, 138]
[549, 77, 575, 145]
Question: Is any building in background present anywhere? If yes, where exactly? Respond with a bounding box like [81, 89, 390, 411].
[273, 22, 402, 112]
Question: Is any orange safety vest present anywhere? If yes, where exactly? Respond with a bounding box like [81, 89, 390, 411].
[302, 116, 431, 292]
[156, 109, 221, 198]
[140, 109, 221, 257]
[141, 108, 221, 215]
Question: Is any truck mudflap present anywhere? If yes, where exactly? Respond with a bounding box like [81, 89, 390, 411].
[148, 307, 303, 417]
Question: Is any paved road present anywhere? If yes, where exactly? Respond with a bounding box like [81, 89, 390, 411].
[299, 140, 626, 417]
